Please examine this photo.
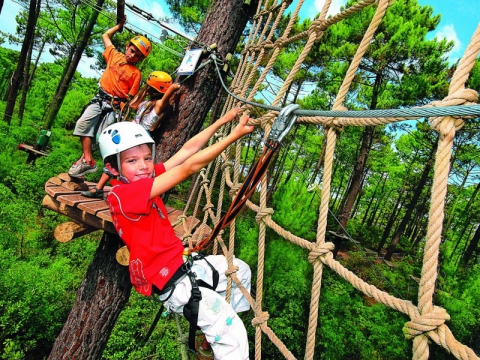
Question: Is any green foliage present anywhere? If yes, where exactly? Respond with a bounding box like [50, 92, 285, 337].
[317, 272, 410, 359]
[272, 179, 319, 241]
[104, 292, 184, 360]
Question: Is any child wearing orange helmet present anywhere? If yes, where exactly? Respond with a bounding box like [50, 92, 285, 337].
[69, 16, 152, 178]
[81, 71, 180, 198]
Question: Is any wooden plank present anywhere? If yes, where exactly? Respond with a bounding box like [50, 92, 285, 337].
[165, 206, 177, 214]
[57, 194, 100, 207]
[18, 143, 49, 157]
[42, 195, 117, 234]
[97, 209, 113, 222]
[58, 173, 84, 183]
[45, 186, 82, 198]
[62, 181, 89, 191]
[77, 200, 110, 215]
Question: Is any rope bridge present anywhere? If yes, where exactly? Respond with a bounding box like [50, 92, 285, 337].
[170, 0, 480, 359]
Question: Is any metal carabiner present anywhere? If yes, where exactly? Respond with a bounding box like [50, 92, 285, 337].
[267, 104, 300, 144]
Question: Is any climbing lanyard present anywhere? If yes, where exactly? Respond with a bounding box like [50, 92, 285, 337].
[191, 104, 300, 253]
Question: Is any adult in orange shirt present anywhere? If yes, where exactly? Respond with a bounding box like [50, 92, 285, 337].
[69, 16, 151, 177]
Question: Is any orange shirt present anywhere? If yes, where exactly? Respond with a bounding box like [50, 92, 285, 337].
[99, 45, 142, 99]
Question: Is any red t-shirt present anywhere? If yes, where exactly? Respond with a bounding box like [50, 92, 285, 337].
[107, 163, 185, 296]
[99, 45, 142, 99]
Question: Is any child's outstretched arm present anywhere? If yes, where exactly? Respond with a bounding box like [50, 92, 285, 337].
[151, 109, 254, 199]
[164, 107, 242, 170]
[154, 83, 180, 116]
[102, 16, 125, 48]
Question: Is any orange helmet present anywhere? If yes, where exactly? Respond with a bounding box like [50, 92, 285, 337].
[147, 71, 172, 93]
[130, 35, 151, 58]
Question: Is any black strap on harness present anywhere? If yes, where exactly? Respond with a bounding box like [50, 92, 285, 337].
[154, 253, 220, 354]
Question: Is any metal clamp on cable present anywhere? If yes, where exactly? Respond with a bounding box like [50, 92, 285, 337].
[267, 104, 300, 144]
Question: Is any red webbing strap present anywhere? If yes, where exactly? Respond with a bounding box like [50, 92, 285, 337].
[192, 141, 279, 252]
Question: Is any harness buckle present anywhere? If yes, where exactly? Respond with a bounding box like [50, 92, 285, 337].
[267, 103, 300, 144]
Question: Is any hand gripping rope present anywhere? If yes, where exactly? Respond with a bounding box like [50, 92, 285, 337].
[191, 104, 300, 253]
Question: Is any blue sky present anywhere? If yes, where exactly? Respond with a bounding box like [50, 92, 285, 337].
[0, 0, 478, 78]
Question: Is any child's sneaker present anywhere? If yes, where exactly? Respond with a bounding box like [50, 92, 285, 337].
[81, 187, 104, 199]
[68, 160, 98, 177]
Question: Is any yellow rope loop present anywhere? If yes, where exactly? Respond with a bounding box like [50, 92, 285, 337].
[430, 88, 478, 108]
[258, 111, 278, 130]
[200, 178, 210, 187]
[308, 242, 335, 264]
[202, 202, 214, 212]
[329, 106, 348, 131]
[274, 36, 288, 50]
[221, 161, 233, 171]
[309, 18, 327, 40]
[251, 311, 270, 327]
[229, 183, 242, 197]
[225, 265, 239, 276]
[255, 207, 275, 223]
[177, 214, 188, 222]
[403, 306, 450, 340]
[263, 39, 275, 49]
[429, 115, 464, 136]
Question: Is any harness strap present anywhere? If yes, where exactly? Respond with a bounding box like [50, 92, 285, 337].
[192, 253, 219, 290]
[183, 271, 202, 353]
[154, 254, 220, 354]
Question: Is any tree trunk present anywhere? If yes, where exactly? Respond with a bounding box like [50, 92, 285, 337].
[460, 224, 480, 268]
[334, 126, 375, 256]
[42, 0, 105, 130]
[3, 0, 38, 125]
[384, 144, 436, 260]
[153, 0, 255, 162]
[48, 1, 256, 358]
[18, 0, 42, 123]
[48, 233, 131, 359]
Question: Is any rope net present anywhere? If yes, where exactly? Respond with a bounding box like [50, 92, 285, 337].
[172, 1, 480, 359]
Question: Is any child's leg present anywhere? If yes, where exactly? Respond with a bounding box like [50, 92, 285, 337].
[95, 172, 111, 190]
[164, 280, 249, 360]
[194, 255, 251, 313]
[81, 172, 110, 198]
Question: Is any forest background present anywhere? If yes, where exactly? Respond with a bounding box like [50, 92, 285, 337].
[0, 0, 480, 359]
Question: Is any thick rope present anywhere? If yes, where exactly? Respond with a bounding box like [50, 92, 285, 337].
[178, 1, 480, 359]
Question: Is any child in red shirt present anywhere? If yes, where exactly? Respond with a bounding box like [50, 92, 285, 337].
[98, 108, 254, 359]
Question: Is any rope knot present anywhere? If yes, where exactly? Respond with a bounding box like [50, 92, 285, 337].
[309, 18, 326, 39]
[225, 265, 239, 276]
[252, 311, 270, 326]
[429, 115, 464, 136]
[402, 306, 450, 339]
[221, 161, 233, 171]
[255, 208, 274, 223]
[274, 37, 288, 49]
[200, 178, 210, 186]
[229, 183, 242, 197]
[177, 214, 188, 222]
[203, 203, 214, 212]
[308, 242, 335, 263]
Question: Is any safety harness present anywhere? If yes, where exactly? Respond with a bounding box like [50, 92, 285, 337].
[153, 252, 219, 353]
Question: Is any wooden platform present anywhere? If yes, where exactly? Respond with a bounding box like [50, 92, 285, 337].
[43, 173, 207, 264]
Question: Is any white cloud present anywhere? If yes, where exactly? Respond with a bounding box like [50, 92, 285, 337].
[434, 24, 462, 63]
[434, 24, 462, 52]
[314, 0, 348, 17]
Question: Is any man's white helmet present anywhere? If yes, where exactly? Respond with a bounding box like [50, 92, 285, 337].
[99, 122, 155, 162]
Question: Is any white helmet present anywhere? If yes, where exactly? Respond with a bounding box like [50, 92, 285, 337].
[99, 122, 155, 162]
